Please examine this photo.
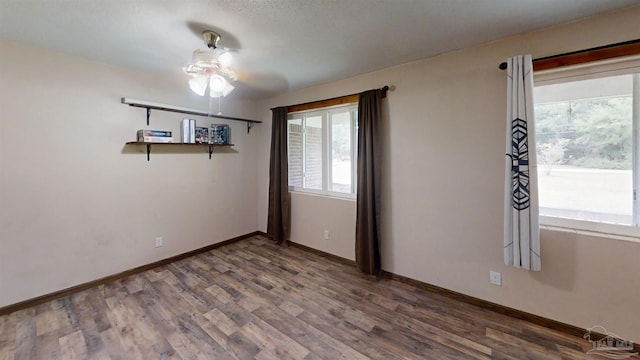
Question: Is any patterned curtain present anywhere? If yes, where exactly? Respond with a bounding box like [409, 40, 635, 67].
[504, 55, 541, 271]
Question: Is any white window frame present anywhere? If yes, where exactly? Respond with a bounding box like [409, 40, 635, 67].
[534, 55, 640, 242]
[287, 103, 358, 199]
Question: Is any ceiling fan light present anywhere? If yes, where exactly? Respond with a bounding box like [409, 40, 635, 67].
[188, 76, 208, 96]
[209, 77, 235, 98]
[209, 74, 227, 92]
[222, 82, 235, 96]
[185, 30, 236, 98]
[217, 51, 232, 67]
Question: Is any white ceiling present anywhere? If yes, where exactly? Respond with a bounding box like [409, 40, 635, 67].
[1, 0, 639, 99]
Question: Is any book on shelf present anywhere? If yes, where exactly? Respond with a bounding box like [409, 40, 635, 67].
[181, 118, 196, 143]
[137, 137, 174, 143]
[210, 124, 230, 145]
[137, 129, 172, 138]
[137, 129, 173, 143]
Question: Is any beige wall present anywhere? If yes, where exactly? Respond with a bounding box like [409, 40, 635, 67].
[290, 193, 356, 260]
[0, 39, 260, 307]
[257, 6, 640, 342]
[2, 4, 639, 345]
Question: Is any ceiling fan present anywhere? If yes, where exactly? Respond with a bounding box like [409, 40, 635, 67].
[183, 30, 237, 98]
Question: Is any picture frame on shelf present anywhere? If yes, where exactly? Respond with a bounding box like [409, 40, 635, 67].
[195, 127, 209, 144]
[210, 124, 230, 145]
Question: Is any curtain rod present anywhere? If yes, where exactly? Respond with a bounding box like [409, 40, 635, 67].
[498, 38, 640, 70]
[271, 85, 389, 112]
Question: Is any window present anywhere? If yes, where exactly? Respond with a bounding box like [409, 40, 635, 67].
[288, 104, 358, 196]
[534, 57, 640, 228]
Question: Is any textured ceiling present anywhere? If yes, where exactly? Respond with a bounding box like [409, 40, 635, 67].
[1, 0, 639, 99]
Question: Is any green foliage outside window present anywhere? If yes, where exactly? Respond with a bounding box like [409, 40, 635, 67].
[535, 96, 632, 169]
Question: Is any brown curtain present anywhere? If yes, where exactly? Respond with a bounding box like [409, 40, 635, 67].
[267, 107, 290, 244]
[355, 89, 383, 275]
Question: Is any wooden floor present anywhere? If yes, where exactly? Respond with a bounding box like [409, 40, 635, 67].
[0, 235, 632, 359]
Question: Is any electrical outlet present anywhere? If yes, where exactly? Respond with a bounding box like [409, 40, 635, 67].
[155, 236, 163, 248]
[489, 271, 502, 286]
[323, 230, 330, 240]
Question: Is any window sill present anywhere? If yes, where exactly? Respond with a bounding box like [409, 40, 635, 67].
[289, 188, 356, 201]
[540, 215, 640, 243]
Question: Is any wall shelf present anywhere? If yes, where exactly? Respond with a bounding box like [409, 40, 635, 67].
[121, 97, 261, 133]
[125, 142, 234, 161]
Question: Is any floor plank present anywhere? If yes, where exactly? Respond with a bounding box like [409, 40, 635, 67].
[1, 235, 636, 359]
